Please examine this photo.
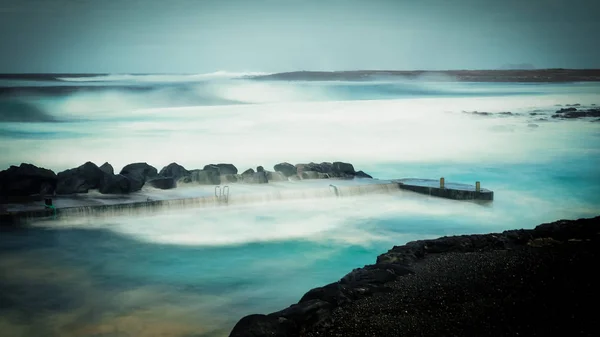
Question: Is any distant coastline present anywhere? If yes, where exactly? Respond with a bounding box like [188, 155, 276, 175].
[1, 69, 600, 82]
[249, 69, 600, 82]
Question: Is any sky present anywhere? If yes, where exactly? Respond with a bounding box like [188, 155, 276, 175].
[0, 0, 599, 73]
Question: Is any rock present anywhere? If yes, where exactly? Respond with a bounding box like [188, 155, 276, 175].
[221, 174, 240, 183]
[56, 162, 106, 194]
[565, 103, 581, 107]
[0, 163, 57, 196]
[229, 314, 295, 337]
[147, 177, 176, 190]
[355, 171, 373, 178]
[99, 162, 114, 175]
[244, 171, 268, 184]
[266, 171, 287, 182]
[274, 162, 297, 177]
[332, 162, 355, 175]
[256, 166, 265, 173]
[227, 216, 600, 337]
[554, 108, 600, 119]
[159, 163, 190, 180]
[99, 174, 131, 194]
[556, 107, 577, 113]
[204, 163, 238, 175]
[498, 111, 513, 115]
[301, 171, 326, 179]
[188, 168, 221, 185]
[119, 163, 158, 191]
[242, 168, 255, 176]
[464, 111, 491, 116]
[528, 123, 539, 128]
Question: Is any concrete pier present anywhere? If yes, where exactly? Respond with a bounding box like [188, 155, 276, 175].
[1, 178, 495, 226]
[393, 178, 494, 201]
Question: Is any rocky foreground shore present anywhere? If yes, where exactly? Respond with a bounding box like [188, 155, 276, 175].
[230, 216, 599, 337]
[0, 161, 372, 198]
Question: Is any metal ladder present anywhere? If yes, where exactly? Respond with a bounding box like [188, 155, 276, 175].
[215, 185, 230, 204]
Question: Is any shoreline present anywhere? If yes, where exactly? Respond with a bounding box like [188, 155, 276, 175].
[229, 216, 599, 337]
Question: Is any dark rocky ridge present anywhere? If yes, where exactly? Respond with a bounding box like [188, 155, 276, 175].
[1, 160, 372, 197]
[229, 216, 600, 337]
[250, 69, 600, 82]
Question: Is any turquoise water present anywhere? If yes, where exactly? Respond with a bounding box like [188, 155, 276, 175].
[1, 78, 600, 336]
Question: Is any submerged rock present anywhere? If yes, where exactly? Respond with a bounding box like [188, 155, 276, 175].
[56, 162, 106, 194]
[0, 163, 57, 196]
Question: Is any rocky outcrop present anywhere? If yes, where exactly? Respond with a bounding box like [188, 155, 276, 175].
[0, 163, 57, 196]
[552, 107, 600, 119]
[99, 162, 114, 175]
[56, 162, 106, 194]
[295, 161, 360, 179]
[119, 163, 158, 192]
[355, 171, 373, 178]
[274, 163, 297, 177]
[204, 163, 238, 175]
[159, 163, 190, 180]
[99, 174, 131, 194]
[229, 216, 600, 337]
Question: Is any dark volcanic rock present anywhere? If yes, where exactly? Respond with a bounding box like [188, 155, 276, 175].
[99, 162, 114, 175]
[187, 168, 221, 185]
[229, 216, 600, 337]
[56, 162, 106, 194]
[119, 163, 158, 191]
[274, 162, 297, 177]
[147, 177, 176, 190]
[556, 107, 578, 113]
[204, 163, 238, 175]
[296, 161, 361, 179]
[553, 108, 600, 119]
[241, 168, 255, 176]
[266, 171, 287, 182]
[355, 171, 373, 178]
[244, 171, 268, 184]
[256, 166, 265, 173]
[99, 174, 131, 194]
[0, 163, 57, 196]
[221, 174, 240, 183]
[159, 163, 190, 180]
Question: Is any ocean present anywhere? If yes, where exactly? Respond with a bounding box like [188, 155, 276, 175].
[1, 73, 599, 336]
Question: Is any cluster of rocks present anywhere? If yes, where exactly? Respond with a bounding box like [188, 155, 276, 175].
[463, 111, 514, 116]
[0, 161, 372, 197]
[552, 107, 600, 119]
[229, 216, 600, 337]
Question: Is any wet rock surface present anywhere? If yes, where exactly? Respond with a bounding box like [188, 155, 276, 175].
[229, 216, 600, 337]
[0, 163, 57, 196]
[552, 107, 600, 119]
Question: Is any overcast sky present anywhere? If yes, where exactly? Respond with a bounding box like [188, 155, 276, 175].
[0, 0, 598, 73]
